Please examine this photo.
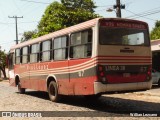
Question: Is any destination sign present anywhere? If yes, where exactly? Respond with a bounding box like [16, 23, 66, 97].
[100, 20, 147, 29]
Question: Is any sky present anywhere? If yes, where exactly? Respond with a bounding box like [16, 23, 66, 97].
[0, 0, 160, 52]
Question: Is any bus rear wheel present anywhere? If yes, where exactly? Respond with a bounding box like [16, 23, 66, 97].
[18, 82, 25, 94]
[48, 81, 60, 102]
[158, 79, 160, 87]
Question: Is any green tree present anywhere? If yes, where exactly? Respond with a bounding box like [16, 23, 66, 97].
[36, 1, 65, 37]
[21, 30, 37, 42]
[34, 0, 99, 37]
[61, 0, 96, 12]
[150, 20, 160, 40]
[0, 50, 7, 79]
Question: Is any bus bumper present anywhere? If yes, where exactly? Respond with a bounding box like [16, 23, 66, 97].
[94, 80, 152, 94]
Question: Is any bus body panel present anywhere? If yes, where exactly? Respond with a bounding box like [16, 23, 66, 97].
[9, 70, 16, 86]
[13, 58, 97, 95]
[92, 18, 152, 94]
[96, 45, 152, 83]
[94, 80, 152, 94]
[16, 60, 70, 92]
[68, 58, 96, 95]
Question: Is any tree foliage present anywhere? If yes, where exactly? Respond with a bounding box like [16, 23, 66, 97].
[0, 50, 7, 79]
[150, 21, 160, 40]
[21, 0, 99, 39]
[36, 1, 65, 36]
[34, 0, 99, 37]
[21, 30, 37, 42]
[61, 0, 96, 12]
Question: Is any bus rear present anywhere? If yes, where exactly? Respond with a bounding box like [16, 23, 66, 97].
[94, 18, 152, 94]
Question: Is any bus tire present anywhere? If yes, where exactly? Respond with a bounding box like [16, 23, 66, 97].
[18, 82, 25, 94]
[158, 79, 160, 87]
[48, 81, 59, 102]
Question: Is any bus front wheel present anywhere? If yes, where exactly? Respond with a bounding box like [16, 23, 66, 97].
[18, 82, 25, 94]
[48, 81, 60, 102]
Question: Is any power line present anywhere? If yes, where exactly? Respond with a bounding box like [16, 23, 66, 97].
[20, 0, 50, 4]
[13, 0, 22, 13]
[96, 5, 113, 7]
[125, 9, 157, 21]
[0, 21, 38, 25]
[95, 8, 107, 12]
[126, 9, 160, 20]
[126, 6, 160, 18]
[0, 41, 15, 45]
[20, 21, 39, 24]
[133, 10, 160, 19]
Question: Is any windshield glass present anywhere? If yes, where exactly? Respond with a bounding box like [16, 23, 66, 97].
[99, 21, 150, 46]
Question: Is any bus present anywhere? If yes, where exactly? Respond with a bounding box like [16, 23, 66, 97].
[8, 18, 152, 102]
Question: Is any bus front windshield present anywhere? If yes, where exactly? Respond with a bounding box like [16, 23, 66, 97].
[99, 27, 150, 46]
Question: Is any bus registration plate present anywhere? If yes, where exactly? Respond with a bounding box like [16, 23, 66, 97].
[123, 73, 130, 77]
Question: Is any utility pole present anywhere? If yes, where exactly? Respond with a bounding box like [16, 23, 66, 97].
[8, 16, 23, 44]
[113, 0, 125, 18]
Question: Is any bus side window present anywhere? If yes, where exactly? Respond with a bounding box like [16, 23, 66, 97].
[70, 29, 92, 59]
[13, 53, 15, 65]
[41, 40, 52, 62]
[22, 46, 29, 64]
[8, 53, 14, 69]
[53, 36, 68, 60]
[15, 48, 21, 64]
[30, 43, 39, 63]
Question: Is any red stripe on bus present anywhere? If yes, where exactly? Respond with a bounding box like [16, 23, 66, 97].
[96, 56, 151, 58]
[97, 59, 151, 61]
[98, 62, 152, 64]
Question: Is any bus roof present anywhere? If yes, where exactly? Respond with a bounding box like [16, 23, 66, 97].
[10, 17, 100, 52]
[10, 17, 148, 52]
[151, 39, 160, 46]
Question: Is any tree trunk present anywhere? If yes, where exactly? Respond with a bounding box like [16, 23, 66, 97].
[0, 67, 7, 80]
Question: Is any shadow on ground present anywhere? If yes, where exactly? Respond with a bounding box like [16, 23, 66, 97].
[151, 84, 160, 90]
[20, 90, 160, 116]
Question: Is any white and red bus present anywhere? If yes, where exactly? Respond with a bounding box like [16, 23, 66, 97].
[8, 18, 152, 102]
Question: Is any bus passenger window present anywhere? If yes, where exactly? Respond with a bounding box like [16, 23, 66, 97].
[15, 49, 21, 64]
[22, 46, 28, 64]
[70, 29, 92, 59]
[41, 40, 52, 62]
[8, 53, 14, 69]
[53, 36, 68, 60]
[30, 44, 39, 63]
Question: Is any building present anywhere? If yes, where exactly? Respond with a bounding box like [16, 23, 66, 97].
[151, 39, 160, 71]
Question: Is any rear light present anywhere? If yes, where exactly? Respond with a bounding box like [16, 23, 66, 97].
[98, 66, 103, 71]
[146, 66, 152, 81]
[97, 65, 107, 83]
[100, 72, 104, 77]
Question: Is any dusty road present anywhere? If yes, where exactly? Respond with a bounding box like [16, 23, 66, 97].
[0, 80, 160, 119]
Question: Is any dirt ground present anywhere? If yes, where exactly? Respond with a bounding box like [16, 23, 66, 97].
[0, 80, 159, 120]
